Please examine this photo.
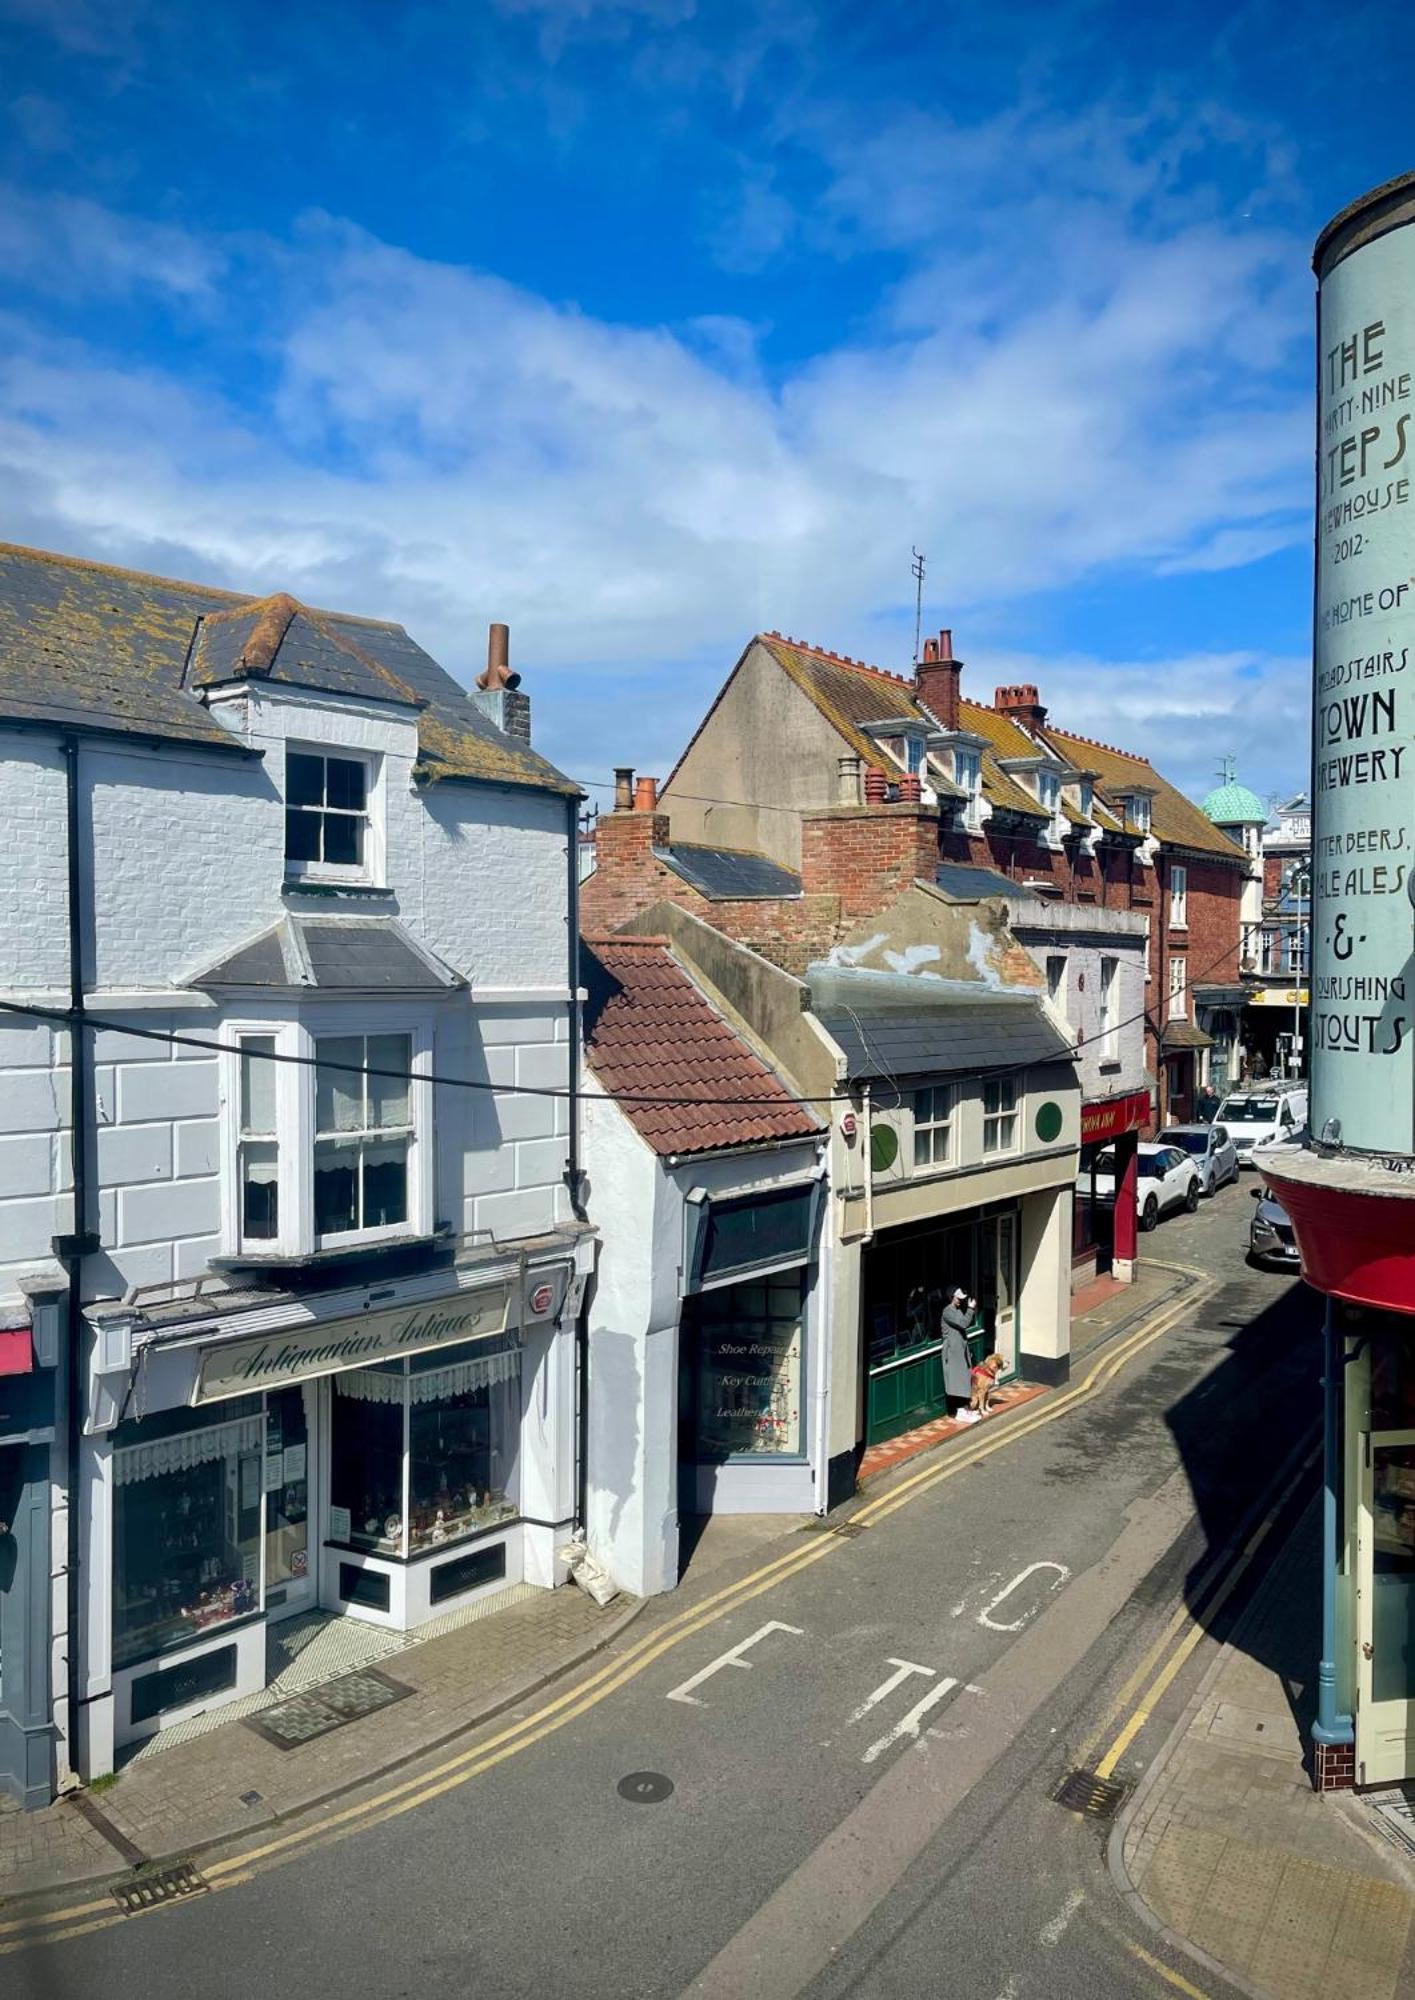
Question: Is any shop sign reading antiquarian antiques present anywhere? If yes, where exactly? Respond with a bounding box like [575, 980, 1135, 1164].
[1312, 197, 1415, 1153]
[192, 1283, 512, 1404]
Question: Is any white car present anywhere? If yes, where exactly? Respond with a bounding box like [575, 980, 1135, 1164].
[1214, 1087, 1307, 1165]
[1157, 1123, 1240, 1197]
[1078, 1142, 1203, 1231]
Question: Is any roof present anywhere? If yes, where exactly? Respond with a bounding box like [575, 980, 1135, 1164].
[1202, 780, 1267, 826]
[582, 935, 820, 1158]
[658, 843, 801, 900]
[814, 997, 1074, 1082]
[0, 543, 576, 796]
[934, 861, 1038, 903]
[184, 916, 460, 991]
[1039, 722, 1246, 860]
[1160, 1019, 1215, 1050]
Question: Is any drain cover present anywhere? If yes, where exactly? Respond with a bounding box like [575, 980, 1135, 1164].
[1053, 1769, 1129, 1819]
[245, 1667, 412, 1750]
[113, 1861, 208, 1913]
[617, 1770, 674, 1804]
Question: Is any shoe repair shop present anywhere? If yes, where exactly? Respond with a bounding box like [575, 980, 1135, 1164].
[80, 1244, 583, 1767]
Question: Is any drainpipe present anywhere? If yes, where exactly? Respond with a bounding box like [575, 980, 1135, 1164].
[1312, 1298, 1355, 1754]
[860, 1087, 874, 1245]
[56, 732, 98, 1785]
[564, 793, 591, 1532]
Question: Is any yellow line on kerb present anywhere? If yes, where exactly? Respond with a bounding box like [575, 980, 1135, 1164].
[0, 1276, 1207, 1952]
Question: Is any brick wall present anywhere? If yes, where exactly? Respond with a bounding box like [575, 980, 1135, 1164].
[800, 804, 941, 919]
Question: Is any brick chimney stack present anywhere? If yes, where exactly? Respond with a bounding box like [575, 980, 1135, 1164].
[914, 628, 962, 731]
[994, 682, 1048, 731]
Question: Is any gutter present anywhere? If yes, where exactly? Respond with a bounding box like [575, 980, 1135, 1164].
[563, 793, 592, 1534]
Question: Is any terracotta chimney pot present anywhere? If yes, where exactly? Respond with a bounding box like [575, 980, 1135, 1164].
[914, 627, 962, 731]
[633, 775, 659, 812]
[898, 773, 922, 803]
[863, 768, 889, 804]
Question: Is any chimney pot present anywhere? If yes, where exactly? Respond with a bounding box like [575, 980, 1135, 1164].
[898, 773, 922, 803]
[863, 768, 889, 805]
[476, 621, 521, 692]
[633, 775, 659, 812]
[613, 766, 635, 812]
[994, 682, 1047, 728]
[938, 628, 953, 660]
[837, 754, 862, 806]
[922, 637, 939, 663]
[914, 625, 963, 731]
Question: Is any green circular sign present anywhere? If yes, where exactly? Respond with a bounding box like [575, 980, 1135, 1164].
[869, 1122, 899, 1172]
[1035, 1100, 1063, 1143]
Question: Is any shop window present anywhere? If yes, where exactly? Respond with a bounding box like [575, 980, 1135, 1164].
[284, 748, 375, 880]
[682, 1272, 805, 1460]
[328, 1339, 521, 1558]
[112, 1400, 264, 1670]
[982, 1078, 1018, 1154]
[314, 1033, 413, 1241]
[689, 1185, 818, 1289]
[238, 1034, 279, 1244]
[912, 1085, 954, 1167]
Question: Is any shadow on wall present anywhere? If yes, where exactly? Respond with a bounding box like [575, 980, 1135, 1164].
[587, 1321, 642, 1547]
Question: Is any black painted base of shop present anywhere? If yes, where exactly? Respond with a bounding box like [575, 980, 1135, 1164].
[1019, 1350, 1070, 1387]
[826, 1448, 857, 1511]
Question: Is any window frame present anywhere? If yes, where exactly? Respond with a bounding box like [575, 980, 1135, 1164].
[953, 747, 983, 833]
[911, 1083, 955, 1169]
[982, 1076, 1019, 1156]
[1169, 953, 1188, 1021]
[221, 1010, 433, 1258]
[312, 1028, 420, 1249]
[283, 744, 384, 888]
[1169, 864, 1188, 930]
[1098, 954, 1119, 1062]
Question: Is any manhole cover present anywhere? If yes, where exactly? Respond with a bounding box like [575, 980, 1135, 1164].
[245, 1667, 412, 1750]
[617, 1770, 674, 1804]
[1053, 1769, 1129, 1819]
[112, 1861, 208, 1913]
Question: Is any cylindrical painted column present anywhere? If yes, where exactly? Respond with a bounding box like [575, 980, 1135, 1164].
[1112, 1131, 1138, 1281]
[1312, 1299, 1354, 1753]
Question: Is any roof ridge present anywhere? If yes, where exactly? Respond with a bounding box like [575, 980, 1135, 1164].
[583, 933, 671, 949]
[763, 631, 914, 689]
[0, 540, 405, 634]
[1044, 719, 1152, 765]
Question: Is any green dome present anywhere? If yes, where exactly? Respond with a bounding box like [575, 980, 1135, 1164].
[1203, 780, 1266, 825]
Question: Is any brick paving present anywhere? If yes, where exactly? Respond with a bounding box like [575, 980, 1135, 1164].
[0, 1580, 638, 1905]
[1118, 1499, 1415, 2000]
[857, 1383, 1046, 1482]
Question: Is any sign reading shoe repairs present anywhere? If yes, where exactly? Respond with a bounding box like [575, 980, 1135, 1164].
[192, 1283, 512, 1404]
[1312, 177, 1415, 1156]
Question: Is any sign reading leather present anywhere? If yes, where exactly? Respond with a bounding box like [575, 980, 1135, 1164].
[192, 1283, 512, 1405]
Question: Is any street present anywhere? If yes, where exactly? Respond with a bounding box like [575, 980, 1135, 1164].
[10, 1179, 1321, 2000]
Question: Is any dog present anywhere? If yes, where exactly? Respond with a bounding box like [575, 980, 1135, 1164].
[968, 1352, 1005, 1417]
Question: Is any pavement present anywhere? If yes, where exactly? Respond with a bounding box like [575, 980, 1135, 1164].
[1114, 1495, 1415, 2000]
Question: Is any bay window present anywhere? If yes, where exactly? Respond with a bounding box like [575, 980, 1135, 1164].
[237, 1034, 279, 1244]
[314, 1033, 412, 1241]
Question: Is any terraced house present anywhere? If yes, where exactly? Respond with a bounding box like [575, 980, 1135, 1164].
[0, 543, 590, 1800]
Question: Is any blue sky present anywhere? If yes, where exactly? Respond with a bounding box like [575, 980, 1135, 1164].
[1, 0, 1412, 811]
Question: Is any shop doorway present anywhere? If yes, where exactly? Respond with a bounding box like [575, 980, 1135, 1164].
[1355, 1429, 1415, 1785]
[979, 1212, 1018, 1378]
[263, 1384, 316, 1622]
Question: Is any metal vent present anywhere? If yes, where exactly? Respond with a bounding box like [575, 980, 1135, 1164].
[1053, 1769, 1129, 1819]
[112, 1861, 209, 1913]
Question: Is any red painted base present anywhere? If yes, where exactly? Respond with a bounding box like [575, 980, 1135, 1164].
[1314, 1740, 1355, 1792]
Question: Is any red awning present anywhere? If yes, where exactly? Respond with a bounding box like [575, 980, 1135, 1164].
[0, 1326, 34, 1377]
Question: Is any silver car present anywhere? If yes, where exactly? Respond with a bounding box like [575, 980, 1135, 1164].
[1157, 1123, 1239, 1197]
[1248, 1186, 1301, 1270]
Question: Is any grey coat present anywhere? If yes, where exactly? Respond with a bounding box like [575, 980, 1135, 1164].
[940, 1306, 973, 1399]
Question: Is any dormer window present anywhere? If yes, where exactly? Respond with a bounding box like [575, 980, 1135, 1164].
[1037, 770, 1059, 816]
[1077, 779, 1094, 820]
[1130, 795, 1152, 836]
[953, 747, 982, 832]
[906, 735, 925, 777]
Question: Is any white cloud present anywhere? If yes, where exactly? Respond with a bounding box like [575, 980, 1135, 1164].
[0, 183, 222, 298]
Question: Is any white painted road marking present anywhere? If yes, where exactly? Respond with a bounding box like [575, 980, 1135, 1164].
[665, 1620, 804, 1707]
[861, 1676, 959, 1763]
[845, 1658, 935, 1728]
[1038, 1887, 1085, 1946]
[977, 1562, 1070, 1632]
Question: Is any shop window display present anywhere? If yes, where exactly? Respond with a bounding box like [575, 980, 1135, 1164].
[684, 1273, 805, 1460]
[329, 1340, 522, 1558]
[112, 1400, 263, 1669]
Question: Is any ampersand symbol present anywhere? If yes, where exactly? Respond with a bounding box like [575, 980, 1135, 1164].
[1332, 913, 1353, 961]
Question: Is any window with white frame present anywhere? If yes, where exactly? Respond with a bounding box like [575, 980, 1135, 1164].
[1286, 927, 1306, 975]
[912, 1084, 954, 1167]
[1169, 954, 1187, 1019]
[1169, 864, 1188, 929]
[1142, 914, 1152, 981]
[905, 734, 925, 776]
[951, 747, 981, 833]
[1077, 778, 1094, 819]
[237, 1034, 280, 1244]
[285, 748, 375, 878]
[1037, 770, 1060, 816]
[1129, 794, 1152, 836]
[314, 1034, 414, 1240]
[1099, 955, 1119, 1061]
[982, 1077, 1018, 1154]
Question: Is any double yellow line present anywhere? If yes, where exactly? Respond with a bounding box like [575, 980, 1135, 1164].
[1, 1280, 1205, 1955]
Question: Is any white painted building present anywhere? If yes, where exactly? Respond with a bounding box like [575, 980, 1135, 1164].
[0, 546, 590, 1790]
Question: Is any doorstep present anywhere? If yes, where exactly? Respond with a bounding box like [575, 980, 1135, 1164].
[857, 1384, 1047, 1484]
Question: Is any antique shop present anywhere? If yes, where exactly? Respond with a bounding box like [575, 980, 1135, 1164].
[81, 1242, 584, 1763]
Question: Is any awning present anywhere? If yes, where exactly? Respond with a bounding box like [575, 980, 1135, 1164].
[1161, 1020, 1214, 1051]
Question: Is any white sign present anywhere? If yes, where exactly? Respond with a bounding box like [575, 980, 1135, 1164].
[193, 1282, 512, 1405]
[1312, 208, 1415, 1153]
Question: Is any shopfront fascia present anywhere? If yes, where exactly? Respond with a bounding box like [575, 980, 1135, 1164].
[0, 1285, 60, 1810]
[81, 1241, 588, 1764]
[677, 1176, 826, 1514]
[1075, 1089, 1150, 1282]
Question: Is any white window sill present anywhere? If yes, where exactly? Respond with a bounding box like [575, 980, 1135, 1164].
[284, 866, 381, 890]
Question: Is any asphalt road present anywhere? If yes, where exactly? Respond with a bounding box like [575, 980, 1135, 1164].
[12, 1177, 1321, 2000]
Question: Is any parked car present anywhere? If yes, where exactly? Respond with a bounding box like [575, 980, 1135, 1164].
[1157, 1123, 1239, 1197]
[1213, 1086, 1308, 1166]
[1080, 1142, 1202, 1230]
[1248, 1186, 1301, 1270]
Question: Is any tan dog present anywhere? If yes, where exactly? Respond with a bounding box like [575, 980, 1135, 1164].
[969, 1353, 1004, 1416]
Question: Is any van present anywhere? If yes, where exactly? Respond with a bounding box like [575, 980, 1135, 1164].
[1213, 1085, 1308, 1165]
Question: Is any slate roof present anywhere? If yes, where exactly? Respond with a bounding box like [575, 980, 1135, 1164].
[582, 936, 821, 1157]
[185, 916, 460, 991]
[814, 997, 1075, 1083]
[658, 843, 802, 900]
[934, 861, 1039, 903]
[0, 543, 576, 795]
[1160, 1019, 1215, 1051]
